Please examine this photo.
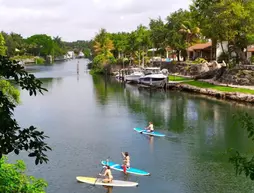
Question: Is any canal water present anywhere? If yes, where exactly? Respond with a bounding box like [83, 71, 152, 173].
[12, 59, 254, 193]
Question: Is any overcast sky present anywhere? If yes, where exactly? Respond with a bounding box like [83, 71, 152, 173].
[0, 0, 191, 42]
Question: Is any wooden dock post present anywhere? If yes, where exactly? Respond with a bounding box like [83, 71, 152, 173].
[77, 61, 79, 74]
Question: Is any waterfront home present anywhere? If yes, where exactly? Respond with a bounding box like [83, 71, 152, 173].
[247, 45, 254, 63]
[67, 51, 75, 59]
[187, 42, 213, 61]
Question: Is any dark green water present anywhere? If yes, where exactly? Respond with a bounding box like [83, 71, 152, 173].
[12, 59, 254, 193]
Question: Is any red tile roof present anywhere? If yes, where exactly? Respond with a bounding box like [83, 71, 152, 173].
[187, 42, 212, 51]
[247, 47, 254, 52]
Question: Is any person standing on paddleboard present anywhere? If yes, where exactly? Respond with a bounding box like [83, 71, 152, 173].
[99, 165, 113, 183]
[146, 121, 154, 132]
[121, 152, 130, 174]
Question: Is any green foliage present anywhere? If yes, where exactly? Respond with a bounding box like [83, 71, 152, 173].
[0, 33, 7, 56]
[25, 34, 54, 57]
[92, 29, 115, 73]
[0, 56, 51, 164]
[52, 36, 67, 57]
[64, 40, 93, 55]
[229, 112, 254, 181]
[191, 0, 254, 63]
[185, 81, 254, 94]
[192, 57, 208, 64]
[110, 32, 128, 59]
[83, 48, 91, 58]
[168, 75, 191, 81]
[1, 32, 25, 57]
[250, 56, 254, 64]
[165, 9, 202, 60]
[0, 80, 20, 104]
[149, 17, 167, 50]
[35, 57, 45, 64]
[218, 52, 230, 63]
[0, 156, 47, 193]
[11, 55, 34, 60]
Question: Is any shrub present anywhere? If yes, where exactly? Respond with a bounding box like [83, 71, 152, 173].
[35, 57, 45, 64]
[0, 156, 47, 193]
[192, 57, 208, 64]
[250, 55, 254, 64]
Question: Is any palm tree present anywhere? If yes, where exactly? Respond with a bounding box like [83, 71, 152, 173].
[179, 21, 201, 47]
[93, 29, 114, 66]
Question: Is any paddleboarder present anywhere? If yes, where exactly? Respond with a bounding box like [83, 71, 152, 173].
[99, 165, 113, 183]
[121, 152, 130, 174]
[146, 121, 154, 132]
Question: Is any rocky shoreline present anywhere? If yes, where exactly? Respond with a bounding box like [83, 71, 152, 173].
[169, 83, 254, 103]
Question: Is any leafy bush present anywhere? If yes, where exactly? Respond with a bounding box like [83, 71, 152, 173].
[217, 52, 230, 63]
[0, 80, 20, 104]
[250, 55, 254, 64]
[35, 57, 45, 64]
[0, 156, 47, 193]
[192, 57, 208, 64]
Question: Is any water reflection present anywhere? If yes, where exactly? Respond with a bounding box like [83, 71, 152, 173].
[92, 75, 254, 154]
[14, 60, 254, 193]
[104, 186, 113, 193]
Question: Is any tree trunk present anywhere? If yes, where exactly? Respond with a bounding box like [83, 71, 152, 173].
[138, 48, 141, 66]
[142, 47, 145, 68]
[234, 47, 250, 65]
[220, 41, 225, 55]
[177, 50, 180, 62]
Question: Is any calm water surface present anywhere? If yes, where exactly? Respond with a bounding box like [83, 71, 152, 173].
[12, 59, 254, 193]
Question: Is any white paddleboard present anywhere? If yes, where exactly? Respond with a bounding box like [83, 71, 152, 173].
[76, 176, 139, 187]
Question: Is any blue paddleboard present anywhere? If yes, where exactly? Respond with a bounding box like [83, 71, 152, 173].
[101, 160, 150, 176]
[133, 128, 166, 137]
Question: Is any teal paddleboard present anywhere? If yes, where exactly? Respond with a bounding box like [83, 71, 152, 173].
[101, 160, 150, 176]
[134, 128, 165, 137]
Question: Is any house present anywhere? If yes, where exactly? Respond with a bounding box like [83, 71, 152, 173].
[67, 51, 75, 59]
[77, 51, 85, 58]
[187, 41, 231, 62]
[187, 42, 212, 61]
[247, 45, 254, 61]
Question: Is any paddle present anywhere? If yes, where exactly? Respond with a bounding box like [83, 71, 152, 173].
[94, 157, 110, 186]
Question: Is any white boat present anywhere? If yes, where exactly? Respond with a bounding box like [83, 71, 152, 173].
[139, 74, 168, 88]
[142, 67, 161, 75]
[138, 67, 168, 88]
[124, 68, 144, 83]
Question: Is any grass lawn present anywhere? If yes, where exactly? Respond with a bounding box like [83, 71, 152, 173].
[168, 75, 191, 81]
[185, 81, 254, 94]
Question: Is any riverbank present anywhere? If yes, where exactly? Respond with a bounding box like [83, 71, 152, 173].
[167, 76, 254, 103]
[11, 56, 45, 65]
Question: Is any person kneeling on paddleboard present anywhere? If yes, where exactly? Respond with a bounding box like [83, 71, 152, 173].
[99, 166, 113, 183]
[146, 122, 154, 132]
[121, 152, 130, 174]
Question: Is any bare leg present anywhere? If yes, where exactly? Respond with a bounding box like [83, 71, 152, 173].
[103, 178, 113, 183]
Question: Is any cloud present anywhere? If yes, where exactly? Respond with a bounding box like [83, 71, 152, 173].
[0, 0, 192, 41]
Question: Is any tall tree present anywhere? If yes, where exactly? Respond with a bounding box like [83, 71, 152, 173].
[92, 28, 115, 72]
[25, 34, 54, 57]
[110, 32, 128, 59]
[0, 33, 7, 56]
[149, 17, 167, 51]
[191, 0, 254, 64]
[135, 25, 151, 67]
[53, 36, 67, 57]
[0, 56, 51, 164]
[166, 9, 203, 61]
[1, 32, 25, 56]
